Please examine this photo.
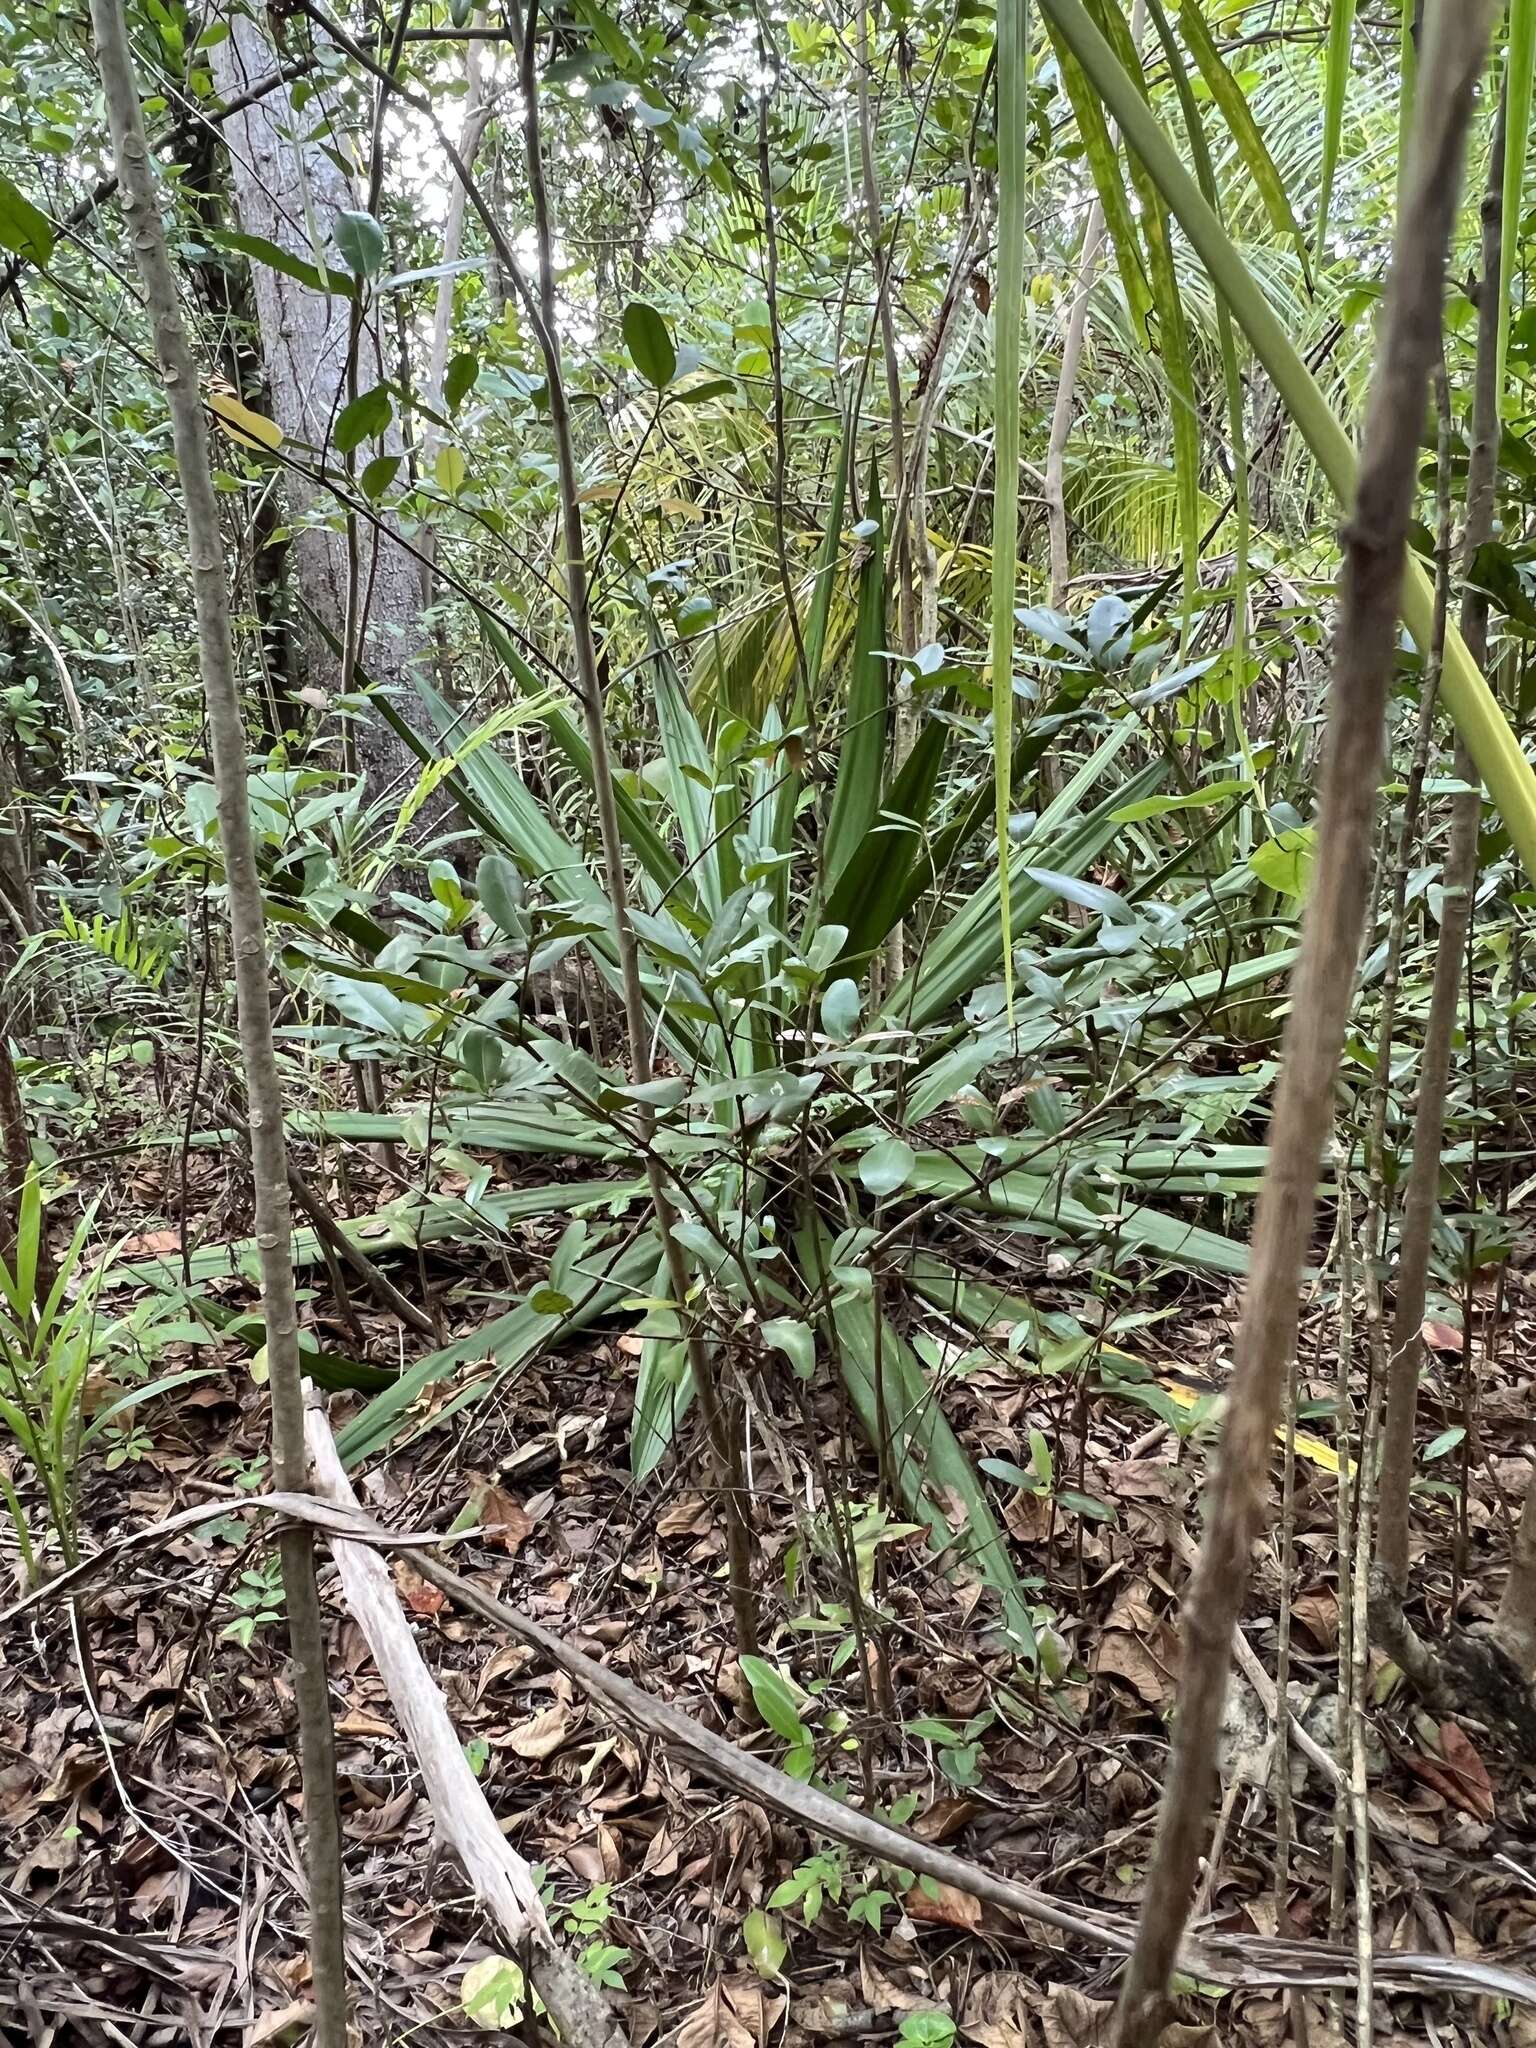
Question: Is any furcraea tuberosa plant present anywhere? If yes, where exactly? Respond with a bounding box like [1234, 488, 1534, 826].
[1, 0, 1536, 2036]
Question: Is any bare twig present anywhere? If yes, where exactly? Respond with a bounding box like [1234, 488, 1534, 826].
[1111, 9, 1497, 2041]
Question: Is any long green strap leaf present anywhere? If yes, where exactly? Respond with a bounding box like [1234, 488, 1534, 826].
[1316, 0, 1358, 258]
[1501, 0, 1536, 393]
[1176, 0, 1307, 272]
[1086, 0, 1200, 640]
[1397, 0, 1418, 206]
[1042, 16, 1152, 341]
[1040, 0, 1536, 884]
[992, 0, 1029, 1014]
[1150, 0, 1252, 742]
[822, 463, 888, 891]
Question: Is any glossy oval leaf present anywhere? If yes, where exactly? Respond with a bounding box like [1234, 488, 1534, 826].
[622, 299, 677, 387]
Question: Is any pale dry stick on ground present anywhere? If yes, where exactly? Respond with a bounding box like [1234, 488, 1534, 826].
[302, 1395, 623, 2047]
[10, 1490, 1536, 2009]
[1110, 6, 1498, 2041]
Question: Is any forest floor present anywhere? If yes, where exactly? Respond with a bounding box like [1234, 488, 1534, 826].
[2, 1115, 1536, 2047]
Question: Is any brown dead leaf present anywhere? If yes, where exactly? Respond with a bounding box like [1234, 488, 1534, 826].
[1290, 1589, 1339, 1650]
[343, 1784, 415, 1840]
[394, 1560, 447, 1615]
[1407, 1721, 1495, 1821]
[657, 1494, 713, 1539]
[677, 1986, 752, 2048]
[1103, 1458, 1177, 1500]
[678, 1976, 781, 2048]
[1040, 1992, 1213, 2047]
[476, 1484, 535, 1555]
[120, 1228, 180, 1257]
[475, 1642, 533, 1699]
[912, 1795, 984, 1844]
[859, 1954, 928, 2014]
[1421, 1318, 1462, 1354]
[961, 1969, 1035, 2047]
[905, 1878, 981, 1931]
[246, 2002, 315, 2048]
[1041, 1989, 1115, 2047]
[792, 1981, 862, 2037]
[334, 1707, 396, 1740]
[504, 1702, 572, 1760]
[1094, 1630, 1174, 1706]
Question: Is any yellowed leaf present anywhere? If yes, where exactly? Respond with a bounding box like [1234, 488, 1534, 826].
[209, 389, 283, 452]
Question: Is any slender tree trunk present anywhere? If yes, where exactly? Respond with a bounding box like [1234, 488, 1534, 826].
[88, 6, 349, 2040]
[211, 12, 432, 810]
[1045, 204, 1106, 613]
[419, 18, 492, 609]
[1111, 9, 1495, 2041]
[1376, 87, 1506, 1592]
[513, 11, 760, 1657]
[1498, 1463, 1536, 1675]
[853, 8, 914, 659]
[1044, 0, 1144, 614]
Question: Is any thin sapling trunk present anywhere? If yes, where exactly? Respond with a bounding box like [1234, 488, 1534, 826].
[1376, 88, 1505, 1593]
[1111, 8, 1495, 2040]
[87, 3, 349, 2038]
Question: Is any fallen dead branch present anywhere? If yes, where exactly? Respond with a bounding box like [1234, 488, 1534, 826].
[302, 1396, 622, 2047]
[17, 1486, 1536, 2010]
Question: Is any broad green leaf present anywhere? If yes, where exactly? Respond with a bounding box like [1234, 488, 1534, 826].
[211, 228, 352, 296]
[462, 1956, 525, 2029]
[476, 852, 524, 934]
[444, 349, 479, 412]
[435, 445, 467, 495]
[334, 384, 392, 454]
[622, 299, 677, 386]
[743, 1908, 787, 1978]
[360, 454, 400, 499]
[334, 208, 386, 278]
[1022, 866, 1135, 923]
[0, 174, 54, 265]
[820, 977, 862, 1040]
[1111, 779, 1249, 823]
[859, 1136, 916, 1197]
[760, 1317, 816, 1380]
[1248, 826, 1316, 898]
[738, 1655, 810, 1744]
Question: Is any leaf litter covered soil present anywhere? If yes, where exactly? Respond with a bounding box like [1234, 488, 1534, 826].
[4, 1139, 1536, 2046]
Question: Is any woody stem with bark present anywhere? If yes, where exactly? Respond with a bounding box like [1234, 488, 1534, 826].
[86, 1, 349, 2039]
[515, 0, 759, 1655]
[1375, 84, 1506, 1594]
[1111, 7, 1495, 2041]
